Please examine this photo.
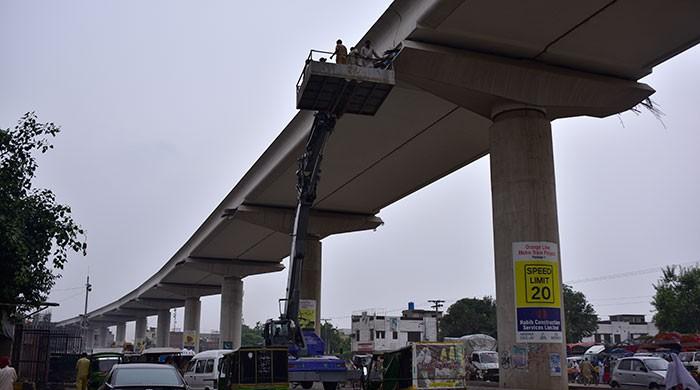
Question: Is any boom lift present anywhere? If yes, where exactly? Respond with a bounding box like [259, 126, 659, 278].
[263, 48, 398, 389]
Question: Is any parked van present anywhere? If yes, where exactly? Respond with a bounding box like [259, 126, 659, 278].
[184, 350, 232, 390]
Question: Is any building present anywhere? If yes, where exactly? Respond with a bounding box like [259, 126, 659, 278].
[582, 314, 658, 344]
[351, 304, 441, 353]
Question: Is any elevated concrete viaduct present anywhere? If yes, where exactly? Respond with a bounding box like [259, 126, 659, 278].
[57, 1, 699, 388]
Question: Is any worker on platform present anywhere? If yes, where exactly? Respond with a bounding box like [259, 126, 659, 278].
[358, 40, 380, 67]
[0, 357, 17, 390]
[331, 39, 348, 64]
[347, 46, 359, 65]
[76, 352, 91, 390]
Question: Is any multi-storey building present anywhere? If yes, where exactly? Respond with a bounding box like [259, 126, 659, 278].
[351, 304, 441, 353]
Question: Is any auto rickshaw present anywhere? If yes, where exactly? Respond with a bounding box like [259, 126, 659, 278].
[89, 350, 124, 390]
[217, 347, 288, 390]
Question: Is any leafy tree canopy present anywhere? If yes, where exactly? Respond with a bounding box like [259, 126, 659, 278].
[321, 321, 350, 357]
[440, 296, 497, 338]
[241, 322, 265, 346]
[652, 265, 700, 333]
[0, 112, 86, 316]
[563, 284, 598, 343]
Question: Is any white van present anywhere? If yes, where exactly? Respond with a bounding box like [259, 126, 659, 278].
[184, 350, 232, 390]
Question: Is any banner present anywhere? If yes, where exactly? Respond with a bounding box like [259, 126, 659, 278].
[299, 299, 317, 330]
[513, 242, 563, 343]
[183, 330, 199, 349]
[414, 343, 466, 389]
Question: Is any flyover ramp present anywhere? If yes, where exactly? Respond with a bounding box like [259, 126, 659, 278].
[56, 0, 699, 333]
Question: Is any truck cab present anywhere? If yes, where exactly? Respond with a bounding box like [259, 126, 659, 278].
[468, 351, 499, 382]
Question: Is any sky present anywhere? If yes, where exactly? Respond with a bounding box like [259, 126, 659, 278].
[2, 1, 699, 340]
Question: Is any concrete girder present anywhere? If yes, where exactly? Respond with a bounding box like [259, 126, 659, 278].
[110, 308, 158, 318]
[181, 257, 284, 278]
[129, 298, 185, 310]
[394, 40, 655, 119]
[226, 204, 383, 237]
[156, 282, 221, 298]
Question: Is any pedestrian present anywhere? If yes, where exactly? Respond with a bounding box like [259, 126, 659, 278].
[597, 359, 605, 384]
[0, 357, 17, 390]
[579, 358, 594, 386]
[666, 353, 700, 390]
[358, 40, 380, 67]
[76, 352, 91, 390]
[330, 39, 348, 65]
[347, 46, 359, 66]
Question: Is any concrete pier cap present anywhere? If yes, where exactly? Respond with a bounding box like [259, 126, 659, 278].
[395, 40, 655, 120]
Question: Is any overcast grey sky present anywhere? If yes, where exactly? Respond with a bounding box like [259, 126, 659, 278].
[2, 1, 699, 338]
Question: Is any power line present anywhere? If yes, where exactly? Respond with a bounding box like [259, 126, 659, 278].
[565, 260, 699, 284]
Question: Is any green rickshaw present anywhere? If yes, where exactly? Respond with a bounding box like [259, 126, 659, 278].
[217, 347, 288, 390]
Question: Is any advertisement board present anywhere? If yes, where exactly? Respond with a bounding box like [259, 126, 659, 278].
[183, 330, 198, 349]
[513, 242, 563, 343]
[298, 299, 317, 330]
[413, 342, 466, 389]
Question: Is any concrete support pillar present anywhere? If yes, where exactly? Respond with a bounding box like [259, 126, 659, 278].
[220, 276, 243, 349]
[183, 297, 201, 352]
[83, 328, 95, 352]
[489, 107, 567, 390]
[115, 322, 126, 346]
[134, 318, 147, 349]
[97, 327, 108, 347]
[156, 310, 171, 347]
[299, 238, 322, 335]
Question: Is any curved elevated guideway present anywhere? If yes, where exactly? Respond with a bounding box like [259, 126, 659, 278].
[57, 2, 699, 388]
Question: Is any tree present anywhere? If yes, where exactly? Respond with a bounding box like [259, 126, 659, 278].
[652, 265, 700, 333]
[0, 112, 87, 317]
[241, 322, 265, 346]
[440, 297, 497, 338]
[320, 321, 350, 357]
[562, 284, 598, 343]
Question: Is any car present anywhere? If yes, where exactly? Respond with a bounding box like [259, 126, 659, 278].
[610, 356, 669, 389]
[98, 363, 187, 390]
[183, 350, 231, 390]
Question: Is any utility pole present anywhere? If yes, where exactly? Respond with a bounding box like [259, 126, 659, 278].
[82, 275, 92, 328]
[428, 299, 444, 341]
[321, 318, 331, 354]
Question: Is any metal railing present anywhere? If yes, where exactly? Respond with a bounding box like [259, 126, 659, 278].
[295, 45, 402, 92]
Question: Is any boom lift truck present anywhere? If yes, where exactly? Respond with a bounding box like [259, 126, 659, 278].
[263, 49, 397, 390]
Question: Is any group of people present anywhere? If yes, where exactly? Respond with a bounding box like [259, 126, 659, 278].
[569, 357, 605, 385]
[330, 39, 381, 67]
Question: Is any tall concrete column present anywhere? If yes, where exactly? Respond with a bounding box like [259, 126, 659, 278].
[83, 328, 95, 352]
[489, 107, 567, 390]
[97, 327, 108, 347]
[184, 297, 201, 352]
[299, 238, 322, 335]
[220, 276, 243, 349]
[115, 322, 126, 346]
[156, 310, 171, 347]
[134, 318, 147, 349]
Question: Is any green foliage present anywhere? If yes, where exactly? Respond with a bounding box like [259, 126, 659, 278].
[0, 112, 86, 316]
[440, 296, 497, 338]
[320, 321, 350, 357]
[241, 322, 265, 346]
[562, 284, 598, 343]
[652, 265, 700, 333]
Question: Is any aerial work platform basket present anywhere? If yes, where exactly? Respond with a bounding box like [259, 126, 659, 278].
[296, 51, 396, 116]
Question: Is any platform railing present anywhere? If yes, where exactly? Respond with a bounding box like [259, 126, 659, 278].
[296, 50, 336, 92]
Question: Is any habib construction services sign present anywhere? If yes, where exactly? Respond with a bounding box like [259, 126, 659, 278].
[513, 242, 563, 343]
